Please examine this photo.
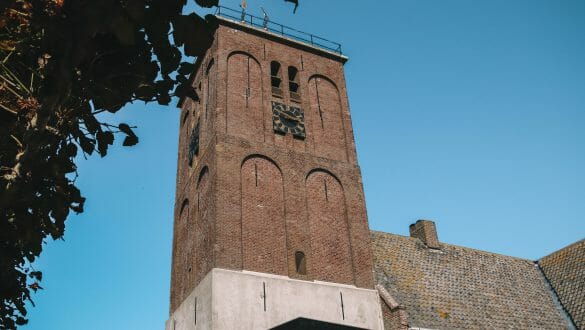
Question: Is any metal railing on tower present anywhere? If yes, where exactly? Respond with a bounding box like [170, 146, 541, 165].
[215, 6, 343, 55]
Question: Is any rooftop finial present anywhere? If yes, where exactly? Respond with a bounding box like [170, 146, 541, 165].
[240, 0, 247, 21]
[260, 6, 269, 30]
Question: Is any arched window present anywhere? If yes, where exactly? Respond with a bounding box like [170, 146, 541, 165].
[288, 66, 300, 103]
[270, 61, 283, 98]
[295, 251, 307, 275]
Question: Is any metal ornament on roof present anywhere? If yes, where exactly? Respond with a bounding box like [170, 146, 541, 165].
[240, 0, 247, 21]
[260, 7, 269, 30]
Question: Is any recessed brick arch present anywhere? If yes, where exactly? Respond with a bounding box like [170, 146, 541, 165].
[240, 153, 283, 173]
[196, 166, 209, 187]
[227, 51, 264, 141]
[170, 197, 190, 312]
[200, 58, 215, 148]
[195, 166, 212, 285]
[179, 198, 189, 215]
[241, 155, 287, 275]
[307, 74, 347, 161]
[305, 169, 353, 284]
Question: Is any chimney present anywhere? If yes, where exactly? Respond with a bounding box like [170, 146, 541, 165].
[409, 219, 440, 249]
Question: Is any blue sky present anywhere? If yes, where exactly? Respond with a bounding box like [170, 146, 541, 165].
[24, 1, 584, 329]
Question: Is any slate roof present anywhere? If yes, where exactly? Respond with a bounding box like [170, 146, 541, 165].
[371, 231, 572, 329]
[539, 239, 585, 330]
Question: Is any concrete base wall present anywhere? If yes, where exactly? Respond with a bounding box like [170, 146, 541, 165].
[166, 268, 384, 330]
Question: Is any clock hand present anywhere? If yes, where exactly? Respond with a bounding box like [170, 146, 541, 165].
[276, 109, 299, 121]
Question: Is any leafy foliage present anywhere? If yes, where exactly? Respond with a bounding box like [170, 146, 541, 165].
[0, 0, 227, 327]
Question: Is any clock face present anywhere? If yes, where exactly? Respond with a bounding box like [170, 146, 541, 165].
[272, 101, 306, 139]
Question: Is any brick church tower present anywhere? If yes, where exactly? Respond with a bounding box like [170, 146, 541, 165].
[167, 7, 383, 329]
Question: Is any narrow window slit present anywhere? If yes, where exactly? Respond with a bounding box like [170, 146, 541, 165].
[271, 61, 283, 98]
[246, 57, 251, 108]
[315, 79, 324, 128]
[288, 66, 300, 103]
[324, 179, 329, 201]
[295, 251, 307, 275]
[254, 163, 258, 187]
[206, 77, 210, 120]
[205, 60, 214, 121]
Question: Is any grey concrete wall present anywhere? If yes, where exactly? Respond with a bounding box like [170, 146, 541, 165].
[166, 271, 212, 330]
[167, 268, 383, 329]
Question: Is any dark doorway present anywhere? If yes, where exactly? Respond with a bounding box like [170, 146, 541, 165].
[271, 318, 366, 330]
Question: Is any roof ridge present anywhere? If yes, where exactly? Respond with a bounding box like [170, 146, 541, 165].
[370, 229, 534, 262]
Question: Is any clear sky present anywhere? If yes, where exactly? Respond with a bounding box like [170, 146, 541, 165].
[24, 0, 584, 329]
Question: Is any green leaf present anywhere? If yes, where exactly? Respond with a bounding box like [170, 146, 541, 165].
[134, 84, 157, 101]
[79, 136, 95, 155]
[157, 45, 182, 75]
[83, 113, 100, 134]
[96, 131, 115, 157]
[174, 80, 199, 101]
[118, 124, 138, 146]
[110, 15, 137, 46]
[29, 271, 42, 281]
[157, 92, 171, 105]
[118, 123, 135, 137]
[15, 316, 28, 326]
[63, 143, 78, 158]
[195, 0, 219, 8]
[123, 135, 139, 146]
[61, 159, 77, 173]
[172, 13, 215, 57]
[124, 0, 146, 22]
[70, 201, 85, 213]
[178, 62, 196, 75]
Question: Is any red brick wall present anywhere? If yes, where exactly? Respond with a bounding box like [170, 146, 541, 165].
[380, 301, 409, 330]
[169, 20, 375, 314]
[306, 170, 353, 284]
[241, 156, 287, 274]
